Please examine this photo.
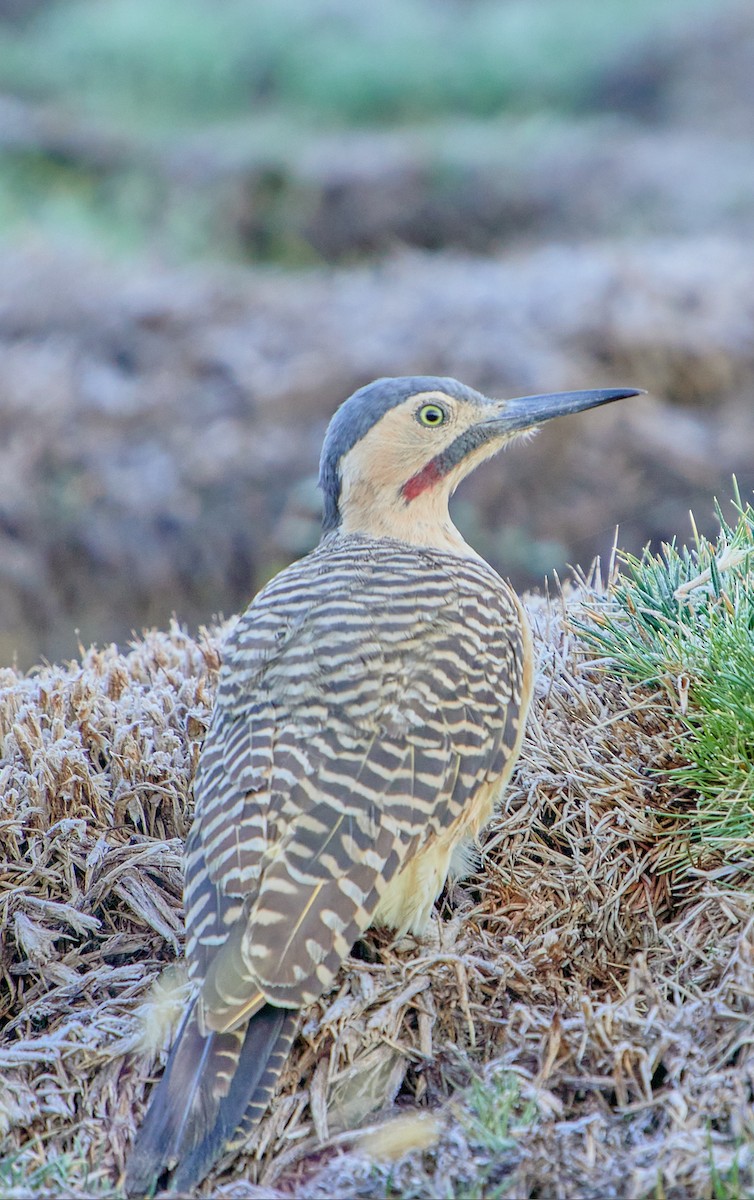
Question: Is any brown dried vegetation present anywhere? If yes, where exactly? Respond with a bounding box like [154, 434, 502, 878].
[1, 589, 752, 1198]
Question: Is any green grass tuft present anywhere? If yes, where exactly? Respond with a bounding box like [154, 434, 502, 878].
[579, 481, 754, 862]
[0, 1143, 114, 1198]
[455, 1071, 537, 1198]
[463, 1070, 537, 1158]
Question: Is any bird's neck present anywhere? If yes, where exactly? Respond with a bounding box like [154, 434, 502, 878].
[337, 484, 479, 558]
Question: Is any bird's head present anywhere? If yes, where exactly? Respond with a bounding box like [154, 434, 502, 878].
[319, 376, 642, 549]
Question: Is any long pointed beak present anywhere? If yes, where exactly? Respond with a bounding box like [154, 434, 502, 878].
[485, 386, 644, 433]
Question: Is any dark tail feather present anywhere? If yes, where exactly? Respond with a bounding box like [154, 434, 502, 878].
[222, 1005, 299, 1158]
[169, 1004, 298, 1194]
[125, 999, 298, 1198]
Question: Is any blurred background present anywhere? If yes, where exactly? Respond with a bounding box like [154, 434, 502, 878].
[0, 0, 753, 667]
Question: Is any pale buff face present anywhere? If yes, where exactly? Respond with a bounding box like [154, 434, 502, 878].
[336, 389, 518, 552]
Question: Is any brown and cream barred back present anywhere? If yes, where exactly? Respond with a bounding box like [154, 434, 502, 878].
[189, 534, 528, 1022]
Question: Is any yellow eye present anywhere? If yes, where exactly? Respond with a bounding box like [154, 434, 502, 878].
[417, 402, 447, 427]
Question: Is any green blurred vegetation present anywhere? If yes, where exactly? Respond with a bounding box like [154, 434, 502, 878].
[0, 0, 717, 262]
[0, 0, 714, 130]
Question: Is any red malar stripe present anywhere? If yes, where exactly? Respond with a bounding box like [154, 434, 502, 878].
[401, 457, 444, 502]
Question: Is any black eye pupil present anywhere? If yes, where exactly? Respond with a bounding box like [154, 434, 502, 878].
[420, 404, 444, 425]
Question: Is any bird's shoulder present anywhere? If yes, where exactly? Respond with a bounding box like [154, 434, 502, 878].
[214, 533, 520, 715]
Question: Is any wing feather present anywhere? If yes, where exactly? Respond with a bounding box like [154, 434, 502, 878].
[186, 537, 524, 1028]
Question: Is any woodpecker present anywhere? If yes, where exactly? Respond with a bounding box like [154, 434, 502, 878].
[125, 376, 640, 1195]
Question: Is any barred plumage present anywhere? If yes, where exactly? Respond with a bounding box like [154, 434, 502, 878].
[125, 375, 640, 1196]
[189, 535, 529, 1031]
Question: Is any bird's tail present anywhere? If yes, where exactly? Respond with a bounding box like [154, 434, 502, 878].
[124, 998, 298, 1197]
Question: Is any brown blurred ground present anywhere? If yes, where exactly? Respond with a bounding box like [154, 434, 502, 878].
[1, 237, 753, 668]
[0, 1, 753, 667]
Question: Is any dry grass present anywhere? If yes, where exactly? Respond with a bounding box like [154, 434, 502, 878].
[1, 585, 753, 1198]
